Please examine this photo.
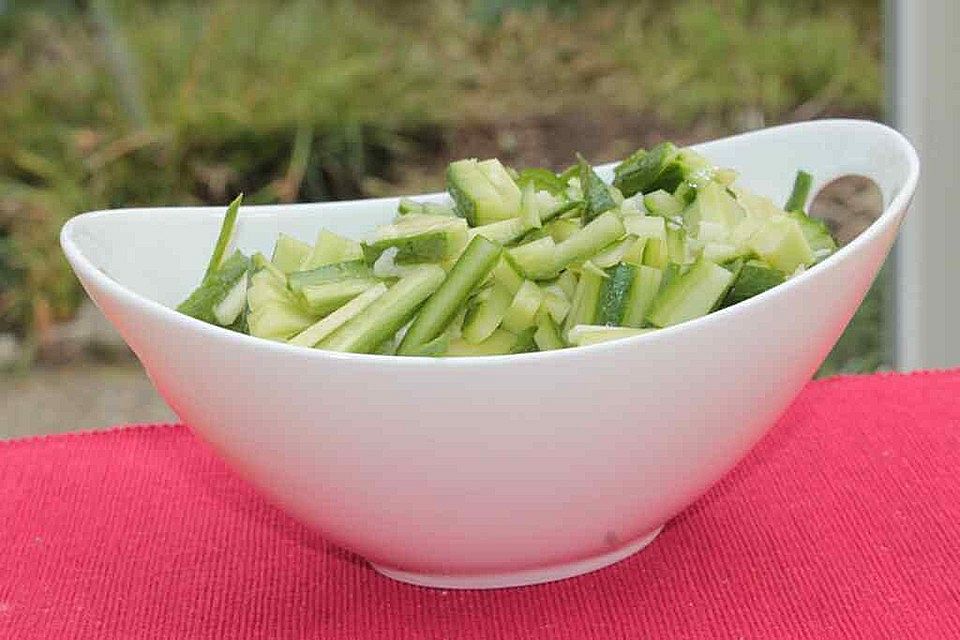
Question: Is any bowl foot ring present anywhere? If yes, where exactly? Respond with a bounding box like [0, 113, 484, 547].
[371, 525, 664, 590]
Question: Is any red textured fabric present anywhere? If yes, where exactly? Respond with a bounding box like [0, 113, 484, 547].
[1, 371, 959, 639]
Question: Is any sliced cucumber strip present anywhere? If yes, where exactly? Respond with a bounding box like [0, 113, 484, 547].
[519, 181, 543, 230]
[542, 218, 581, 243]
[447, 158, 522, 225]
[403, 333, 450, 357]
[462, 284, 513, 344]
[246, 266, 316, 341]
[612, 142, 681, 197]
[501, 280, 543, 334]
[748, 215, 815, 274]
[446, 328, 519, 356]
[362, 214, 469, 265]
[787, 210, 837, 262]
[534, 310, 565, 351]
[784, 169, 813, 212]
[289, 283, 388, 348]
[271, 233, 313, 274]
[204, 194, 243, 279]
[248, 305, 316, 342]
[720, 260, 786, 308]
[666, 224, 689, 264]
[178, 250, 251, 326]
[319, 265, 446, 354]
[646, 258, 735, 328]
[298, 278, 381, 316]
[515, 167, 566, 196]
[622, 265, 663, 328]
[568, 324, 652, 346]
[642, 239, 668, 269]
[510, 327, 538, 354]
[591, 235, 639, 269]
[507, 236, 559, 280]
[556, 269, 578, 300]
[579, 259, 609, 280]
[540, 283, 571, 324]
[623, 215, 666, 241]
[643, 190, 684, 218]
[555, 211, 625, 271]
[301, 229, 364, 271]
[470, 218, 527, 245]
[577, 154, 617, 224]
[681, 181, 745, 231]
[288, 260, 373, 291]
[701, 242, 742, 264]
[397, 198, 456, 217]
[622, 236, 647, 265]
[398, 235, 502, 354]
[563, 268, 604, 338]
[539, 199, 582, 225]
[596, 263, 636, 326]
[212, 271, 249, 326]
[624, 215, 667, 267]
[491, 256, 523, 295]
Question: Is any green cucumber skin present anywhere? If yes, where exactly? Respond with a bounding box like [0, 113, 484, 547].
[596, 263, 636, 326]
[177, 250, 251, 325]
[509, 327, 538, 354]
[402, 333, 450, 357]
[205, 194, 243, 279]
[784, 169, 814, 212]
[577, 154, 617, 224]
[446, 159, 520, 225]
[363, 232, 449, 265]
[398, 235, 502, 354]
[788, 210, 837, 259]
[320, 266, 446, 354]
[289, 283, 388, 348]
[515, 168, 566, 196]
[646, 259, 734, 328]
[622, 265, 663, 328]
[288, 261, 373, 291]
[447, 175, 479, 226]
[612, 142, 680, 198]
[720, 262, 785, 308]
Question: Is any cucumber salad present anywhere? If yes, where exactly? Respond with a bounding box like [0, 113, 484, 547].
[177, 143, 837, 356]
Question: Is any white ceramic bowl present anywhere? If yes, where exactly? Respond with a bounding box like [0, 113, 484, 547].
[62, 120, 918, 589]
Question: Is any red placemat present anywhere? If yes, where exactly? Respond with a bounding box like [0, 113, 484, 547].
[1, 371, 959, 639]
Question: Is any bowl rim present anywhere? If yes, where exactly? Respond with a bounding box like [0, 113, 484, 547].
[61, 119, 920, 368]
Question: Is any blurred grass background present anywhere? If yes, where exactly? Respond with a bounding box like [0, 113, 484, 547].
[1, 0, 884, 374]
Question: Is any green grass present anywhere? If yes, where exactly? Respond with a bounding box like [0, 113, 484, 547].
[1, 0, 885, 372]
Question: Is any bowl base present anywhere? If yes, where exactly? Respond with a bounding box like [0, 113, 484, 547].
[371, 525, 664, 590]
